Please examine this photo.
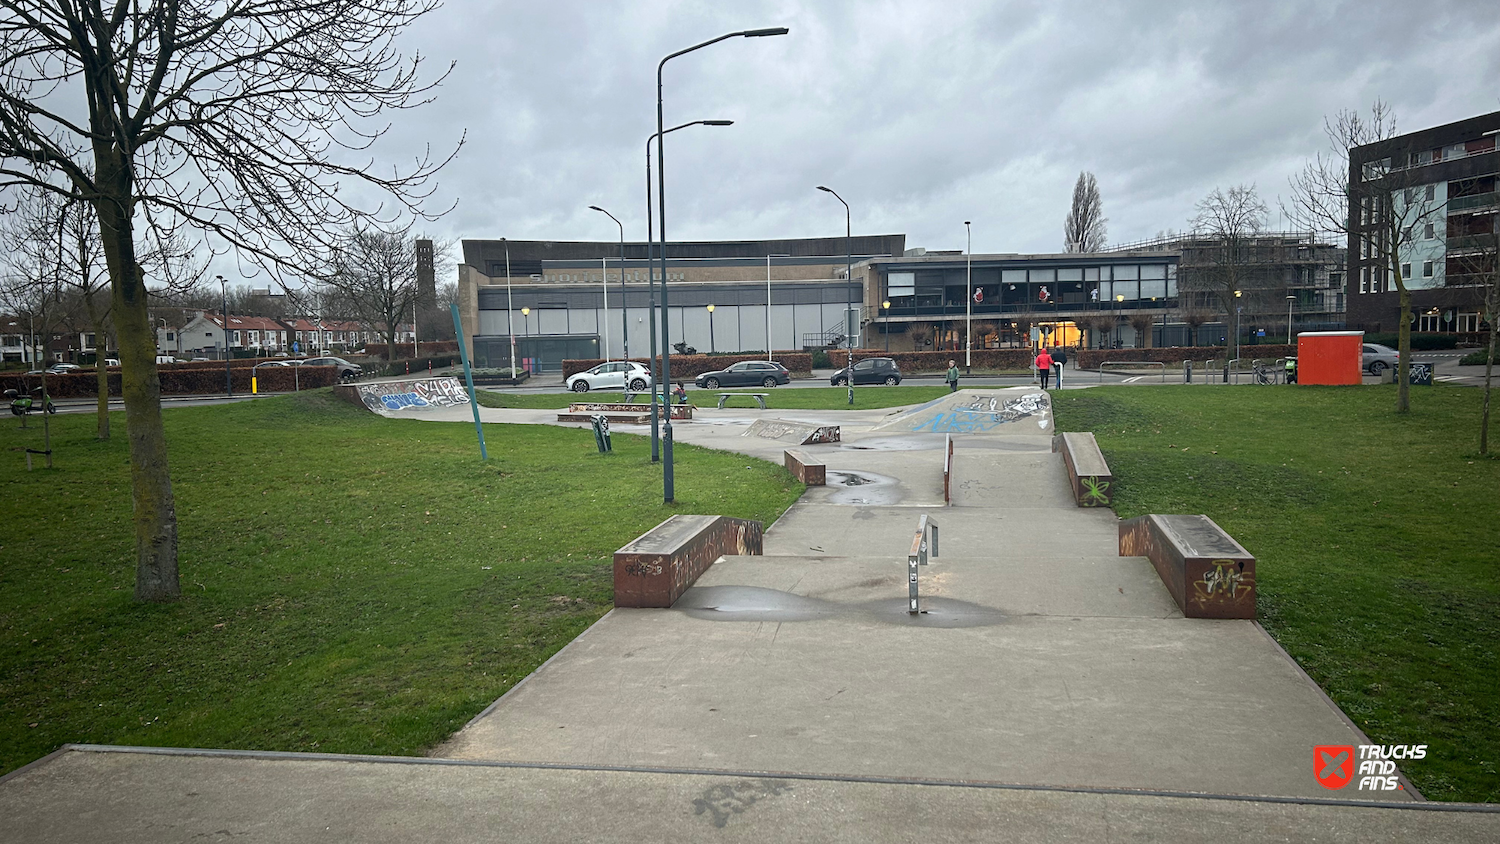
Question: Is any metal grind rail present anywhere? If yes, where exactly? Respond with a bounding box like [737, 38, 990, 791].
[942, 434, 953, 506]
[907, 514, 939, 614]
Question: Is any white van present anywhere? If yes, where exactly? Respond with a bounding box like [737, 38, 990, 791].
[155, 355, 176, 365]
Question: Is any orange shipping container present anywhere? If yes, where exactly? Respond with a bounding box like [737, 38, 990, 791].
[1296, 331, 1363, 385]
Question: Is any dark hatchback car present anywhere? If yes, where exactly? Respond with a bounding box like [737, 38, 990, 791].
[302, 356, 363, 381]
[694, 360, 791, 389]
[830, 357, 902, 386]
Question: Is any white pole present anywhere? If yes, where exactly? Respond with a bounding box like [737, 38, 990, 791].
[766, 254, 773, 362]
[505, 239, 517, 378]
[601, 256, 610, 361]
[965, 221, 972, 369]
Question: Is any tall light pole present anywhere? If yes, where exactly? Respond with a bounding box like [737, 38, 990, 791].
[646, 119, 732, 463]
[217, 275, 231, 397]
[521, 307, 530, 339]
[1286, 294, 1297, 345]
[590, 206, 628, 361]
[706, 304, 716, 353]
[964, 220, 972, 372]
[882, 300, 890, 352]
[503, 238, 517, 378]
[599, 254, 611, 362]
[658, 27, 788, 503]
[816, 185, 854, 405]
[1234, 289, 1243, 361]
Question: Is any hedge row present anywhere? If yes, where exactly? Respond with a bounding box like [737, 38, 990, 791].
[0, 365, 339, 398]
[1072, 345, 1295, 370]
[364, 340, 460, 359]
[821, 348, 1038, 373]
[375, 355, 460, 377]
[563, 353, 815, 379]
[1362, 332, 1461, 350]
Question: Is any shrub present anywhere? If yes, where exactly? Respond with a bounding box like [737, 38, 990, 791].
[1458, 348, 1498, 366]
[810, 349, 831, 369]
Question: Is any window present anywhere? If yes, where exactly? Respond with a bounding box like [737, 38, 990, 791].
[1424, 223, 1435, 240]
[1359, 267, 1369, 294]
[205, 331, 214, 338]
[1424, 184, 1435, 201]
[1401, 263, 1412, 279]
[1423, 261, 1434, 278]
[887, 271, 914, 297]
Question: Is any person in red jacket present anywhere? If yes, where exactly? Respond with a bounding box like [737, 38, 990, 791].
[1035, 348, 1054, 389]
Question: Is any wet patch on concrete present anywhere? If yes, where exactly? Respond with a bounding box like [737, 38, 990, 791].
[823, 471, 903, 505]
[839, 437, 940, 452]
[676, 585, 1006, 628]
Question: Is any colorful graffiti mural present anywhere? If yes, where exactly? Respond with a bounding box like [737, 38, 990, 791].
[905, 392, 1050, 434]
[351, 377, 471, 414]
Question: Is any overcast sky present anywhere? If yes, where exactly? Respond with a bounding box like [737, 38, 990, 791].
[372, 0, 1500, 259]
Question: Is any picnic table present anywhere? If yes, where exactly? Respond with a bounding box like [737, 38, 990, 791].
[716, 392, 769, 410]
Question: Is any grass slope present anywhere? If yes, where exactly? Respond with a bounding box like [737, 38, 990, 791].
[1052, 384, 1499, 803]
[0, 390, 802, 775]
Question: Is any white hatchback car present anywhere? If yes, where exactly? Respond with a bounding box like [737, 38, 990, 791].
[567, 361, 653, 393]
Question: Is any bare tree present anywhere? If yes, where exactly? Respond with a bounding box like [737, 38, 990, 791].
[1187, 185, 1268, 314]
[1285, 102, 1442, 413]
[1448, 229, 1499, 453]
[314, 224, 450, 360]
[0, 0, 459, 601]
[1064, 172, 1108, 253]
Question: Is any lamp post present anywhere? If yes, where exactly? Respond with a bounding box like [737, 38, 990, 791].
[645, 121, 732, 463]
[657, 27, 787, 503]
[590, 206, 628, 362]
[882, 300, 890, 352]
[1233, 289, 1243, 361]
[706, 304, 716, 353]
[964, 220, 972, 372]
[217, 275, 231, 397]
[521, 307, 530, 340]
[816, 185, 854, 405]
[503, 238, 517, 378]
[1115, 293, 1124, 349]
[1286, 294, 1297, 345]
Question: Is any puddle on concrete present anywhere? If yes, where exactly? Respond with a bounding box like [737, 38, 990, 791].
[675, 585, 1005, 628]
[823, 471, 902, 505]
[840, 437, 939, 452]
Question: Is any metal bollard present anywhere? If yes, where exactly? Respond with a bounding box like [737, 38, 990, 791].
[1184, 360, 1193, 384]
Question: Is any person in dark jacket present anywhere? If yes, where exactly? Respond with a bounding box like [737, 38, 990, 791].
[946, 360, 960, 392]
[1052, 347, 1068, 389]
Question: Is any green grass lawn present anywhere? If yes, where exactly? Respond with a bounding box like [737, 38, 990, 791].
[0, 390, 803, 776]
[1052, 384, 1500, 803]
[478, 384, 958, 411]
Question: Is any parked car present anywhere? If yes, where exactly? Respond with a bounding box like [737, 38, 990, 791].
[45, 363, 82, 375]
[567, 361, 653, 393]
[830, 357, 902, 386]
[694, 360, 791, 389]
[1362, 343, 1399, 376]
[303, 356, 363, 381]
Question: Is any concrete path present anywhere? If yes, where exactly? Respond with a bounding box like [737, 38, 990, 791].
[4, 389, 1496, 841]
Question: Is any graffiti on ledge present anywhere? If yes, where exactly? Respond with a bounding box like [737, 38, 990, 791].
[355, 377, 471, 413]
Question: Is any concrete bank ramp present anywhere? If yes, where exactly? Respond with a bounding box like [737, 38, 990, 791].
[872, 388, 1052, 434]
[742, 418, 841, 444]
[335, 377, 470, 416]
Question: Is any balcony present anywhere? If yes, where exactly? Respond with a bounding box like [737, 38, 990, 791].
[1448, 192, 1498, 213]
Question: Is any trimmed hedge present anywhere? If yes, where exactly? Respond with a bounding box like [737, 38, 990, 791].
[365, 340, 459, 360]
[1364, 332, 1460, 350]
[1073, 345, 1295, 370]
[563, 353, 815, 379]
[377, 355, 459, 377]
[0, 364, 339, 398]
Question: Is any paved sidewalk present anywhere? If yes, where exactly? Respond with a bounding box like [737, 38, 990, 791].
[4, 389, 1496, 841]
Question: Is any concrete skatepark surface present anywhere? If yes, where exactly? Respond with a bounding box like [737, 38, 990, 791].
[4, 389, 1497, 841]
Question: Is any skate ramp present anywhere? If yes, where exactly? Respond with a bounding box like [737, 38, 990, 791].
[336, 377, 471, 416]
[872, 389, 1051, 434]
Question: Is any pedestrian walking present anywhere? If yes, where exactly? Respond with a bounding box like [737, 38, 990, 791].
[1052, 346, 1067, 389]
[946, 360, 960, 392]
[1035, 348, 1054, 389]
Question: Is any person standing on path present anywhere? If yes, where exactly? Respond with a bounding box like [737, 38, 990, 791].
[1052, 347, 1067, 389]
[1035, 348, 1053, 389]
[946, 360, 960, 392]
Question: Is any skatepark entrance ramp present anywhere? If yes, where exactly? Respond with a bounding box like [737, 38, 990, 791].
[335, 377, 471, 417]
[872, 389, 1052, 435]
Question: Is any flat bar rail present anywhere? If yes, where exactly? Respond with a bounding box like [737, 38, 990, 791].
[907, 514, 939, 615]
[1099, 361, 1166, 383]
[943, 434, 953, 505]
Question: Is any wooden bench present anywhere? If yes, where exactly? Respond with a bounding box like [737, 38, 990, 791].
[613, 515, 763, 608]
[716, 392, 769, 409]
[783, 449, 826, 485]
[1119, 514, 1256, 619]
[1054, 431, 1113, 507]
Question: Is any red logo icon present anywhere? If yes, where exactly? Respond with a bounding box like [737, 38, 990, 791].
[1315, 745, 1354, 789]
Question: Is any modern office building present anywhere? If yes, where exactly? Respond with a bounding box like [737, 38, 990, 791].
[1347, 111, 1499, 337]
[456, 236, 901, 371]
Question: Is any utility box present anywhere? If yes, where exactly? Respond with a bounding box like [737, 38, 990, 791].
[1296, 331, 1363, 385]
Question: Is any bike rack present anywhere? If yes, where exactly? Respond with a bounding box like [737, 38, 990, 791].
[907, 514, 939, 614]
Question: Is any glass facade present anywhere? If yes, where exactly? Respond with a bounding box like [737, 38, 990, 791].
[881, 257, 1177, 317]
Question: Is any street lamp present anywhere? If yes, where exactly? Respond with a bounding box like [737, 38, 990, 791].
[503, 238, 517, 378]
[882, 300, 891, 352]
[217, 275, 231, 397]
[590, 206, 628, 362]
[1286, 294, 1297, 345]
[1234, 289, 1243, 361]
[964, 221, 972, 372]
[521, 307, 530, 339]
[1115, 293, 1124, 349]
[657, 27, 787, 503]
[706, 304, 716, 353]
[645, 120, 732, 464]
[816, 185, 854, 405]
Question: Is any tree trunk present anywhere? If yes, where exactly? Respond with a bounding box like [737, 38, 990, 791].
[94, 147, 179, 602]
[84, 294, 110, 440]
[1482, 320, 1496, 455]
[1396, 283, 1411, 413]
